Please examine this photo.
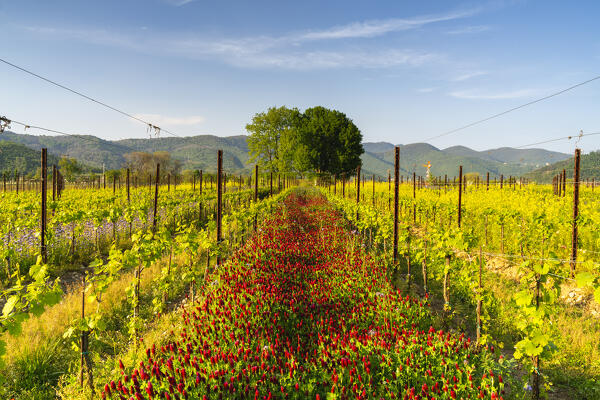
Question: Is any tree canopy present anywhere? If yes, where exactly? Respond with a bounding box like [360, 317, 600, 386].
[246, 106, 363, 175]
[246, 106, 301, 173]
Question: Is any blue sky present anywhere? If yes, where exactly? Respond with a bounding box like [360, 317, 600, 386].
[2, 0, 600, 154]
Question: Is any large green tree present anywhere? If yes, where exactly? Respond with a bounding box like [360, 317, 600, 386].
[246, 106, 363, 175]
[295, 106, 363, 175]
[246, 106, 301, 172]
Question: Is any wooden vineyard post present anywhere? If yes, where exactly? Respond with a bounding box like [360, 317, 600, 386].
[356, 165, 361, 221]
[570, 148, 581, 278]
[270, 171, 273, 197]
[532, 272, 541, 400]
[405, 226, 410, 291]
[41, 149, 48, 263]
[486, 172, 490, 191]
[393, 147, 400, 264]
[372, 174, 375, 206]
[334, 174, 337, 195]
[422, 239, 428, 295]
[217, 150, 223, 266]
[444, 174, 447, 193]
[458, 165, 463, 228]
[500, 174, 503, 189]
[477, 247, 483, 345]
[558, 173, 562, 196]
[412, 172, 416, 225]
[388, 170, 391, 210]
[254, 165, 258, 232]
[199, 170, 203, 195]
[79, 273, 85, 386]
[126, 168, 130, 202]
[167, 173, 171, 191]
[113, 175, 116, 194]
[562, 168, 566, 197]
[52, 165, 57, 202]
[79, 272, 94, 391]
[152, 164, 160, 233]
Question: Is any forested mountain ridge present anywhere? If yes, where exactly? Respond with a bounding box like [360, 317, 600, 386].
[0, 131, 574, 178]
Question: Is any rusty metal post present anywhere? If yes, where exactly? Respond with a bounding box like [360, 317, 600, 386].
[570, 149, 581, 278]
[458, 166, 463, 228]
[126, 168, 130, 202]
[393, 147, 400, 264]
[152, 164, 160, 233]
[254, 164, 258, 231]
[41, 149, 47, 263]
[356, 165, 361, 220]
[217, 150, 223, 265]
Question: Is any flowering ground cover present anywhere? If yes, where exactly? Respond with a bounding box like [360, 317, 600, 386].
[103, 190, 508, 399]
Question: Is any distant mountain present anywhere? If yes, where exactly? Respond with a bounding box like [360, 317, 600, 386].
[359, 141, 571, 179]
[0, 131, 575, 179]
[0, 131, 129, 170]
[525, 150, 600, 183]
[363, 142, 396, 154]
[0, 131, 251, 172]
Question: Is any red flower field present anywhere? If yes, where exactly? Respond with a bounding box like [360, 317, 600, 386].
[104, 191, 505, 399]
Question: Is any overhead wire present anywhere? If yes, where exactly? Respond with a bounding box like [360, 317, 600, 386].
[422, 74, 600, 142]
[0, 57, 183, 138]
[1, 115, 140, 154]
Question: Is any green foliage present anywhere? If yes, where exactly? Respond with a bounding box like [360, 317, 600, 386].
[246, 106, 364, 175]
[58, 156, 84, 181]
[246, 106, 301, 172]
[526, 150, 600, 183]
[0, 141, 60, 176]
[296, 106, 363, 175]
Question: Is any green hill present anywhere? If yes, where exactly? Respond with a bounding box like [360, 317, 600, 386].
[0, 141, 60, 176]
[360, 142, 570, 179]
[0, 131, 129, 170]
[525, 150, 600, 183]
[1, 131, 575, 179]
[0, 131, 251, 173]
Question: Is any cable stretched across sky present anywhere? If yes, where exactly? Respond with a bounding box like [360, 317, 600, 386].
[0, 57, 183, 138]
[423, 74, 600, 142]
[0, 115, 139, 153]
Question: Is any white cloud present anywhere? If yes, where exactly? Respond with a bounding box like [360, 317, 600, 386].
[133, 113, 205, 126]
[297, 9, 479, 41]
[164, 0, 196, 6]
[452, 70, 488, 81]
[446, 25, 491, 35]
[19, 7, 478, 70]
[417, 87, 437, 93]
[449, 88, 538, 100]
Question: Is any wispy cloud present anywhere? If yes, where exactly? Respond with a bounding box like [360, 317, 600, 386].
[297, 9, 479, 40]
[417, 87, 437, 93]
[133, 113, 205, 126]
[449, 88, 539, 100]
[19, 7, 478, 70]
[451, 70, 488, 81]
[164, 0, 196, 6]
[233, 49, 438, 70]
[446, 25, 490, 35]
